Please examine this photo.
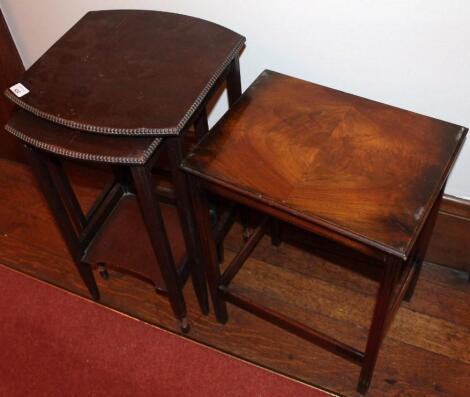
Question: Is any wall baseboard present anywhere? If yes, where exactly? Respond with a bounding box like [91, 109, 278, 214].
[426, 195, 470, 273]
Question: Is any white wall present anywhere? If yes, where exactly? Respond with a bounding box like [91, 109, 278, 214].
[2, 0, 469, 198]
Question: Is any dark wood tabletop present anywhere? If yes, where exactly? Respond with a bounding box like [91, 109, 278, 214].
[182, 70, 467, 259]
[4, 10, 245, 136]
[6, 108, 160, 164]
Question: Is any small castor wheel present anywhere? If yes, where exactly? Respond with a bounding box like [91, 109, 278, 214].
[98, 264, 109, 280]
[180, 317, 190, 333]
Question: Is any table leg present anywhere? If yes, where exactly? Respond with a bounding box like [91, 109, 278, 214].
[405, 191, 443, 302]
[226, 55, 254, 241]
[194, 107, 209, 140]
[227, 55, 241, 106]
[188, 176, 228, 323]
[131, 165, 189, 332]
[358, 256, 400, 394]
[167, 137, 209, 315]
[23, 145, 99, 300]
[47, 156, 86, 233]
[193, 109, 225, 264]
[403, 255, 422, 303]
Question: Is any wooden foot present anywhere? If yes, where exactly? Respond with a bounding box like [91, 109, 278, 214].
[180, 317, 190, 333]
[358, 258, 399, 394]
[356, 377, 370, 395]
[77, 262, 100, 301]
[98, 264, 109, 280]
[215, 308, 228, 324]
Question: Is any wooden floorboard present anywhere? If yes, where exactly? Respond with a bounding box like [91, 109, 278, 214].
[0, 159, 469, 396]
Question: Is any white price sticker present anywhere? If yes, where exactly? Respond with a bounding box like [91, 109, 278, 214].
[9, 83, 30, 98]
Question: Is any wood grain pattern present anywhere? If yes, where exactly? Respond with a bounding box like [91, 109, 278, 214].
[182, 70, 466, 393]
[183, 70, 467, 259]
[0, 159, 469, 396]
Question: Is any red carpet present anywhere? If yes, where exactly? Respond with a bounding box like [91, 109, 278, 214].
[0, 264, 332, 397]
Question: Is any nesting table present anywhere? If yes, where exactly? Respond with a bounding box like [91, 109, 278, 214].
[181, 70, 467, 392]
[4, 10, 245, 332]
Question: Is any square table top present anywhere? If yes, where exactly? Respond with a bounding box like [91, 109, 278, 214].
[5, 10, 244, 136]
[182, 70, 467, 259]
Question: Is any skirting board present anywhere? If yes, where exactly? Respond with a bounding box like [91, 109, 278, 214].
[426, 195, 470, 273]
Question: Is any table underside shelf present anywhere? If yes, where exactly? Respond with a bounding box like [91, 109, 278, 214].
[216, 213, 421, 371]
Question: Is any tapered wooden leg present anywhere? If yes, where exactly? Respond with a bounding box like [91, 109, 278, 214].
[167, 137, 209, 315]
[403, 258, 421, 302]
[194, 106, 209, 140]
[193, 108, 225, 264]
[405, 190, 443, 302]
[227, 56, 253, 243]
[47, 157, 86, 233]
[75, 262, 100, 300]
[131, 165, 188, 329]
[24, 145, 100, 300]
[358, 257, 400, 394]
[188, 176, 228, 323]
[227, 56, 242, 107]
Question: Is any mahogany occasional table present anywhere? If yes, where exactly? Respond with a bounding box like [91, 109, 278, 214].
[4, 10, 245, 332]
[181, 70, 467, 392]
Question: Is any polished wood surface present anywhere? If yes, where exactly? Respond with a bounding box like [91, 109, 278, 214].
[0, 159, 469, 397]
[183, 70, 467, 259]
[183, 70, 466, 393]
[4, 9, 245, 329]
[0, 7, 24, 161]
[6, 108, 160, 164]
[22, 141, 206, 331]
[5, 10, 245, 135]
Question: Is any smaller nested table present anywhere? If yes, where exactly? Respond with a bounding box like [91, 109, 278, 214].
[6, 108, 206, 333]
[4, 10, 245, 332]
[181, 70, 467, 392]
